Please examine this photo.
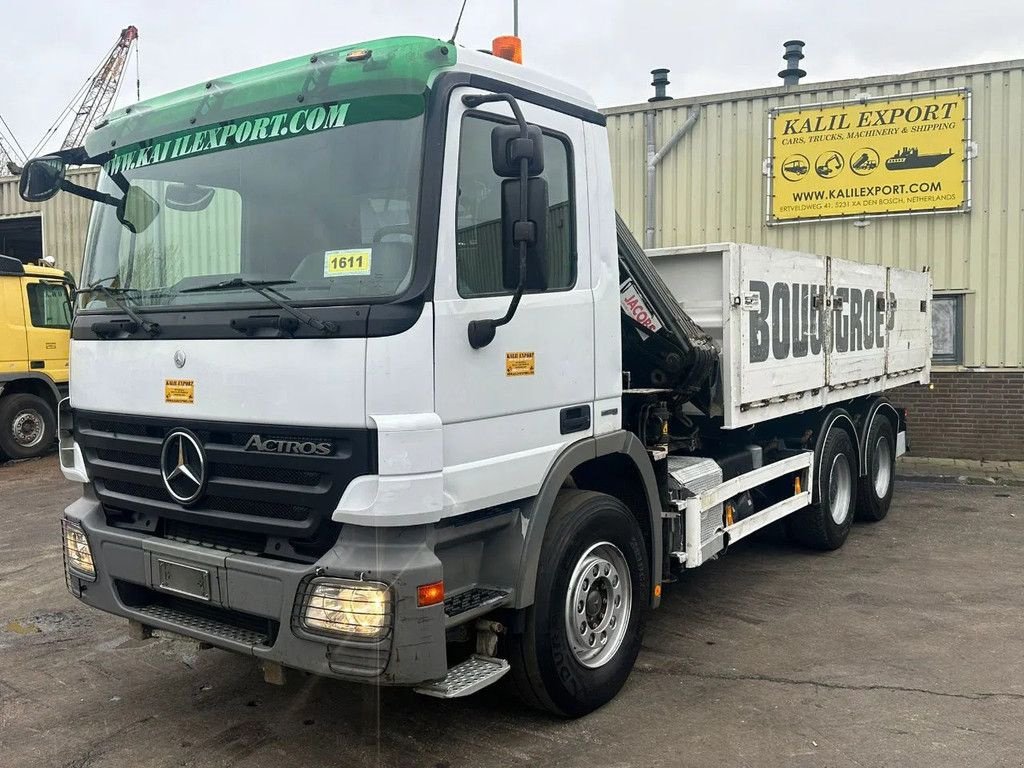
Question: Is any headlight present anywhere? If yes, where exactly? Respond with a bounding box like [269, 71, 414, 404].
[62, 519, 95, 579]
[299, 578, 391, 640]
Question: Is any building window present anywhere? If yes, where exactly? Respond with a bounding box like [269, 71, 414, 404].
[931, 294, 963, 365]
[455, 113, 575, 298]
[26, 283, 72, 330]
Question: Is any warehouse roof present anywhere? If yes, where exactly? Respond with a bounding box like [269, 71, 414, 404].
[602, 57, 1024, 115]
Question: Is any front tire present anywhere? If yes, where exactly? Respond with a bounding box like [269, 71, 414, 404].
[509, 490, 649, 717]
[787, 426, 857, 550]
[856, 416, 896, 522]
[0, 393, 56, 460]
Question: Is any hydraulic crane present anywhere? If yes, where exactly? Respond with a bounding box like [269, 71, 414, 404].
[21, 25, 139, 164]
[61, 26, 139, 150]
[0, 137, 14, 176]
[0, 112, 25, 175]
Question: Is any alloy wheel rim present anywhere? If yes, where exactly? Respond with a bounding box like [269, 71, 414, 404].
[563, 541, 632, 669]
[828, 453, 853, 524]
[11, 409, 44, 448]
[873, 435, 892, 498]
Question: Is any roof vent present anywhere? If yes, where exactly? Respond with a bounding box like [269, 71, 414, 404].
[649, 68, 671, 102]
[778, 40, 806, 86]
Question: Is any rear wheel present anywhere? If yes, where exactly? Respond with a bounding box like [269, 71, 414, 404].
[787, 426, 857, 550]
[0, 393, 56, 460]
[509, 490, 648, 717]
[856, 416, 896, 522]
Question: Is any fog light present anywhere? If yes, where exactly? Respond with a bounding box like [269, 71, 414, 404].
[62, 519, 95, 579]
[299, 579, 391, 640]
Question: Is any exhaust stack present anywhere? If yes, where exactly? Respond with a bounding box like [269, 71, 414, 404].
[778, 40, 806, 86]
[649, 68, 671, 102]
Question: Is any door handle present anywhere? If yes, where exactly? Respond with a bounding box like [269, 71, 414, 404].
[560, 405, 591, 435]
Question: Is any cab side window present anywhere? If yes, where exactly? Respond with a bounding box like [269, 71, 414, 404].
[26, 283, 72, 329]
[455, 113, 575, 297]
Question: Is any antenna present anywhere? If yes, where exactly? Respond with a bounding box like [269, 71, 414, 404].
[449, 0, 470, 44]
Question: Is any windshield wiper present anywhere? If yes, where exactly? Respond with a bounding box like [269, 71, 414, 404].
[77, 282, 161, 336]
[181, 278, 339, 335]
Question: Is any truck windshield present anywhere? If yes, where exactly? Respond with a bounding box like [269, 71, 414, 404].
[79, 94, 424, 312]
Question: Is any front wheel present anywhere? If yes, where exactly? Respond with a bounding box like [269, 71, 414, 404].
[0, 393, 56, 460]
[509, 490, 649, 717]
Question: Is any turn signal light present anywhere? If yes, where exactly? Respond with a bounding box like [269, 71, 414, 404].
[417, 580, 445, 607]
[794, 476, 802, 494]
[492, 35, 523, 64]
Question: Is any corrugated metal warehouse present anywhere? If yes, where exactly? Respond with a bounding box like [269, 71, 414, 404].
[0, 167, 97, 275]
[605, 56, 1024, 460]
[0, 55, 1020, 460]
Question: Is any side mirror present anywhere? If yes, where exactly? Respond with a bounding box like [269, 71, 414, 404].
[19, 156, 67, 203]
[501, 177, 549, 291]
[491, 123, 544, 177]
[462, 92, 549, 349]
[116, 185, 160, 234]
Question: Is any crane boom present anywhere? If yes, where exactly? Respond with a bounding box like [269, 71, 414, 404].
[60, 25, 139, 150]
[0, 139, 11, 176]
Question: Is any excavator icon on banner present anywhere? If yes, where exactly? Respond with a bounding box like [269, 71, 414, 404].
[815, 150, 844, 179]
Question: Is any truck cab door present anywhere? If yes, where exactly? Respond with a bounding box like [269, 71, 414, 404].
[432, 87, 595, 514]
[0, 277, 29, 376]
[21, 277, 71, 385]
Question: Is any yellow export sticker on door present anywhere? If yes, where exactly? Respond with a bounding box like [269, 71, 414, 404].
[506, 351, 535, 377]
[324, 248, 372, 277]
[165, 379, 194, 404]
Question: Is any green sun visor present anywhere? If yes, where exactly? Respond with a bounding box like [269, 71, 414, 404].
[86, 36, 457, 161]
[102, 93, 425, 175]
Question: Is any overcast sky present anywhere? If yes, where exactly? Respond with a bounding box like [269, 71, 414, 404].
[1, 0, 1021, 159]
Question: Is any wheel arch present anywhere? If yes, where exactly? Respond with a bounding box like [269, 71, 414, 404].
[851, 397, 899, 476]
[0, 373, 61, 413]
[514, 431, 662, 611]
[810, 407, 858, 504]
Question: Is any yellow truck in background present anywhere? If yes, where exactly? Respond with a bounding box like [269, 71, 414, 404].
[0, 254, 73, 460]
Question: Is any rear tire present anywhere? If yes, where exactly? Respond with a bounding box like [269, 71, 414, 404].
[509, 490, 649, 717]
[856, 416, 896, 522]
[787, 427, 857, 550]
[0, 393, 56, 460]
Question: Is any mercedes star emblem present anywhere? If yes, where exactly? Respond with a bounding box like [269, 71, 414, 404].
[160, 429, 207, 505]
[173, 350, 187, 368]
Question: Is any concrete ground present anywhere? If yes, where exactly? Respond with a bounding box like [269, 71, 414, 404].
[2, 455, 1023, 768]
[898, 455, 1024, 486]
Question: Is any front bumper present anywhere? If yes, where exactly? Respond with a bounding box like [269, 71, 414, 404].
[64, 497, 447, 685]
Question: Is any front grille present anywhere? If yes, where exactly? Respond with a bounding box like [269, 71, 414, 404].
[77, 411, 376, 548]
[100, 479, 312, 522]
[87, 418, 150, 436]
[212, 462, 320, 487]
[163, 519, 266, 556]
[97, 448, 161, 469]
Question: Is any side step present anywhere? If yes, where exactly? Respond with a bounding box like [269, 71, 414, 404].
[414, 655, 510, 699]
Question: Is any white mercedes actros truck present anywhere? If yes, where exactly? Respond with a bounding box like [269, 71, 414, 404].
[21, 35, 931, 716]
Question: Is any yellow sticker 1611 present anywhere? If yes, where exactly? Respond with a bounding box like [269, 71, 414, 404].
[324, 248, 372, 277]
[165, 379, 194, 404]
[506, 351, 535, 377]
